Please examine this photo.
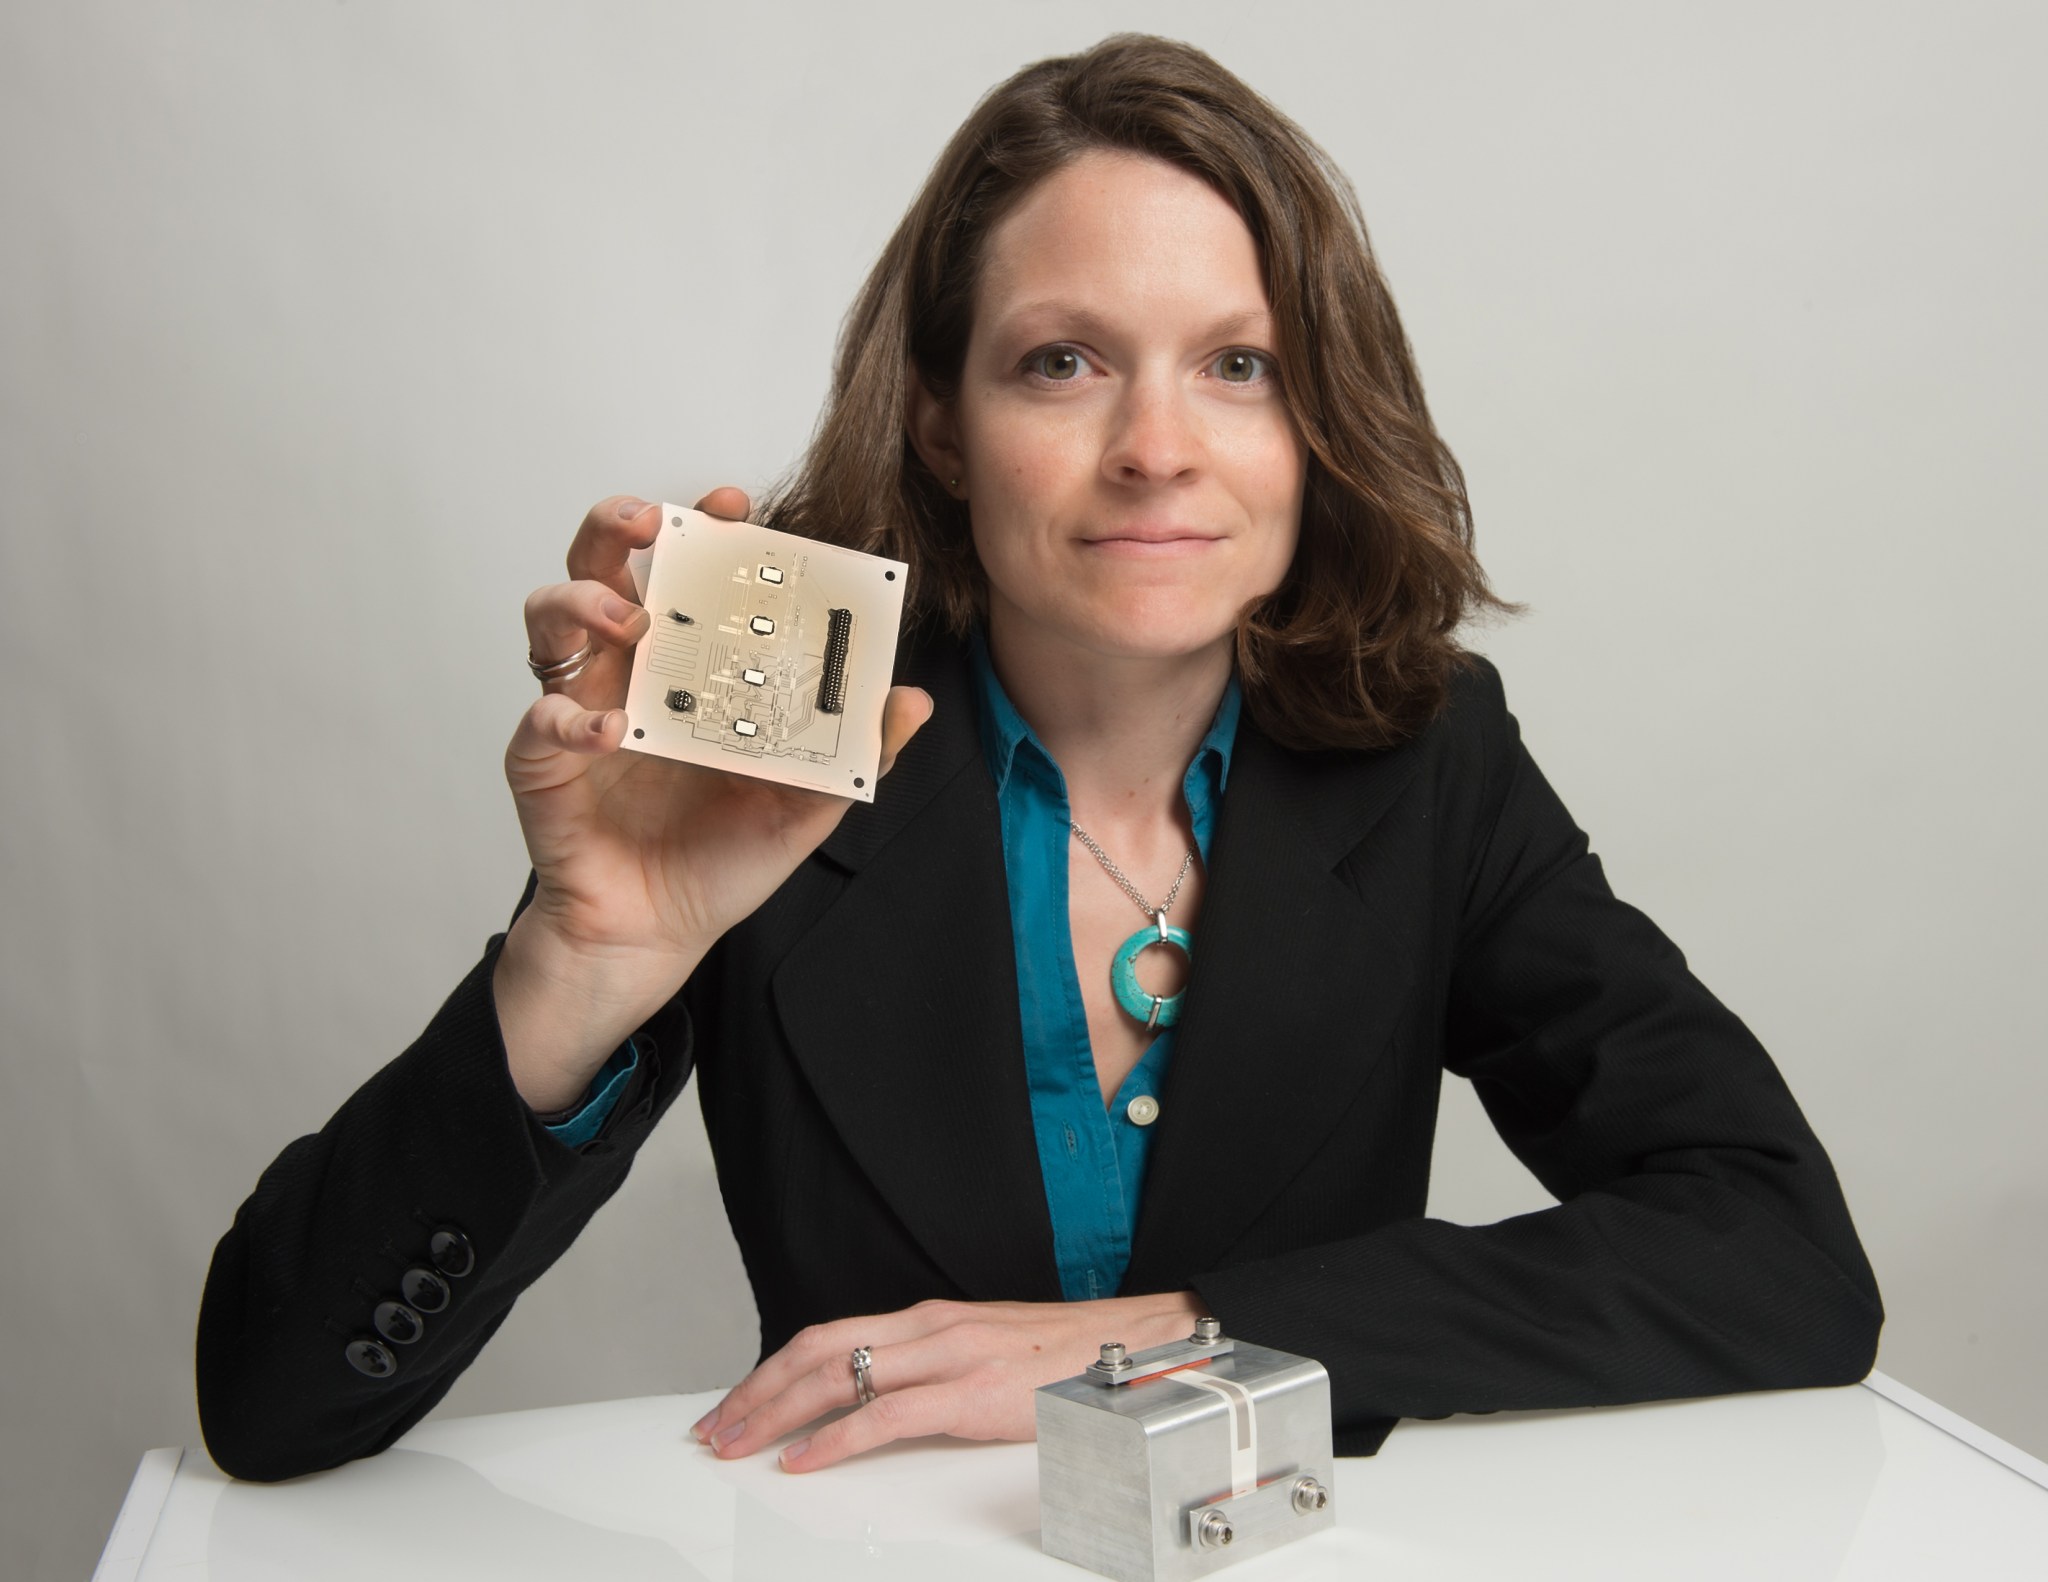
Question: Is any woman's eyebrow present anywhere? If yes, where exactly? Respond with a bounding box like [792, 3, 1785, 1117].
[993, 301, 1276, 344]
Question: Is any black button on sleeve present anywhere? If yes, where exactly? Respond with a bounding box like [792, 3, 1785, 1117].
[428, 1227, 475, 1278]
[400, 1267, 451, 1313]
[345, 1338, 397, 1378]
[373, 1301, 424, 1345]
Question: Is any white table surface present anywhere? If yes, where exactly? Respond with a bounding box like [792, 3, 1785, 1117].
[96, 1372, 2048, 1581]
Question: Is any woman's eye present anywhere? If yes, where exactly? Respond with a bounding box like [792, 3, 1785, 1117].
[1026, 347, 1091, 382]
[1211, 350, 1272, 384]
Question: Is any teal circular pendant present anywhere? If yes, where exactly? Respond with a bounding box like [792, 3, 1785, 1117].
[1111, 917, 1194, 1032]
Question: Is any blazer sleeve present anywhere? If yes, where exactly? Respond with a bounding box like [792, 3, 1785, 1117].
[1191, 660, 1882, 1444]
[194, 922, 696, 1482]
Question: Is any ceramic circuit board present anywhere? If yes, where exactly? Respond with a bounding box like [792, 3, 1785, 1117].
[620, 507, 907, 801]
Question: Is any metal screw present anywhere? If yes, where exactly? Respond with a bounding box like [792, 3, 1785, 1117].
[1098, 1342, 1130, 1369]
[1292, 1477, 1329, 1514]
[1191, 1316, 1222, 1343]
[1197, 1511, 1235, 1549]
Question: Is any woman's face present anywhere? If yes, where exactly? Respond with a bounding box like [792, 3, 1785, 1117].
[917, 151, 1307, 664]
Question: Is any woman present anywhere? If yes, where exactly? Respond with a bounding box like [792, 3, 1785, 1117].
[196, 35, 1880, 1482]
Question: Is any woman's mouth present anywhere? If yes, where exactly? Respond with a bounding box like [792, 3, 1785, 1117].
[1082, 524, 1221, 556]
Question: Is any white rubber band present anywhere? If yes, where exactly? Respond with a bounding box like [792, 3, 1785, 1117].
[1176, 1370, 1258, 1497]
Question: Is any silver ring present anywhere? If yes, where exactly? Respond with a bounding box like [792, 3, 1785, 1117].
[851, 1346, 876, 1406]
[527, 640, 592, 684]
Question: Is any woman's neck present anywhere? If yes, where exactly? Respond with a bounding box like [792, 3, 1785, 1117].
[985, 603, 1233, 831]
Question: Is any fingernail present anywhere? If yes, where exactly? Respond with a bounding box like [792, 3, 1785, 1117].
[712, 1419, 746, 1453]
[587, 713, 609, 735]
[780, 1438, 810, 1469]
[616, 498, 648, 520]
[690, 1410, 718, 1442]
[602, 595, 634, 623]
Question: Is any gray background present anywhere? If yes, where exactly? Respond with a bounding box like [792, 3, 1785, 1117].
[4, 2, 2042, 1577]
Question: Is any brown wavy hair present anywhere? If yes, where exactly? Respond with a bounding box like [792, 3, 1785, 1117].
[763, 33, 1514, 751]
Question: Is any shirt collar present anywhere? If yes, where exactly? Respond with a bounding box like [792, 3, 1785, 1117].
[966, 626, 1240, 799]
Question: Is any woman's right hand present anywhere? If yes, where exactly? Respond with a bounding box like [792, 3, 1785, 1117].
[492, 489, 933, 1110]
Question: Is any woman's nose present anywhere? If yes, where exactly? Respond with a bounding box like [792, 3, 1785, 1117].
[1101, 377, 1203, 484]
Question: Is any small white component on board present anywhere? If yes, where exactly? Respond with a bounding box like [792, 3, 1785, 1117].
[621, 507, 908, 802]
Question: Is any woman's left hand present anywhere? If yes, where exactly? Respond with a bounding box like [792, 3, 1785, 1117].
[691, 1290, 1205, 1472]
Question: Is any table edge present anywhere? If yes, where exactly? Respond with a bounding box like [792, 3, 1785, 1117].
[90, 1445, 183, 1582]
[1863, 1369, 2048, 1491]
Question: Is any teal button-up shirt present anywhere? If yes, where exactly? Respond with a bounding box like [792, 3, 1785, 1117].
[968, 630, 1240, 1301]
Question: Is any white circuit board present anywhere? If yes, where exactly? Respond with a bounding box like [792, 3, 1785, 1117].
[621, 507, 907, 801]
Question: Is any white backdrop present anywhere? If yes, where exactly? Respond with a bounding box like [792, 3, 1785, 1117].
[4, 3, 2043, 1577]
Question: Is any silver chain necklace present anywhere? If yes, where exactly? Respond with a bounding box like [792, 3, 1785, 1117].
[1069, 824, 1195, 919]
[1070, 823, 1198, 1033]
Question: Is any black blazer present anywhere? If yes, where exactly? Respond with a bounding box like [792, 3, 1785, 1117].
[197, 637, 1882, 1481]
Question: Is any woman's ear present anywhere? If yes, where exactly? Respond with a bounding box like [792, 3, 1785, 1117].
[905, 368, 968, 499]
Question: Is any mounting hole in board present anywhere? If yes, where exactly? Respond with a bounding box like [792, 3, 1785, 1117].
[633, 728, 645, 739]
[885, 570, 896, 581]
[670, 515, 683, 527]
[853, 777, 865, 788]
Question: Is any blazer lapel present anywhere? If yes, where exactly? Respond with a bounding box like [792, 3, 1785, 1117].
[1122, 722, 1425, 1293]
[770, 636, 1064, 1302]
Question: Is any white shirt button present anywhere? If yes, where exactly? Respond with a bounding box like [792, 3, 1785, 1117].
[1125, 1094, 1160, 1127]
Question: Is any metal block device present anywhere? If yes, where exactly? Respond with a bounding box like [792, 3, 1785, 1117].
[1035, 1320, 1335, 1582]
